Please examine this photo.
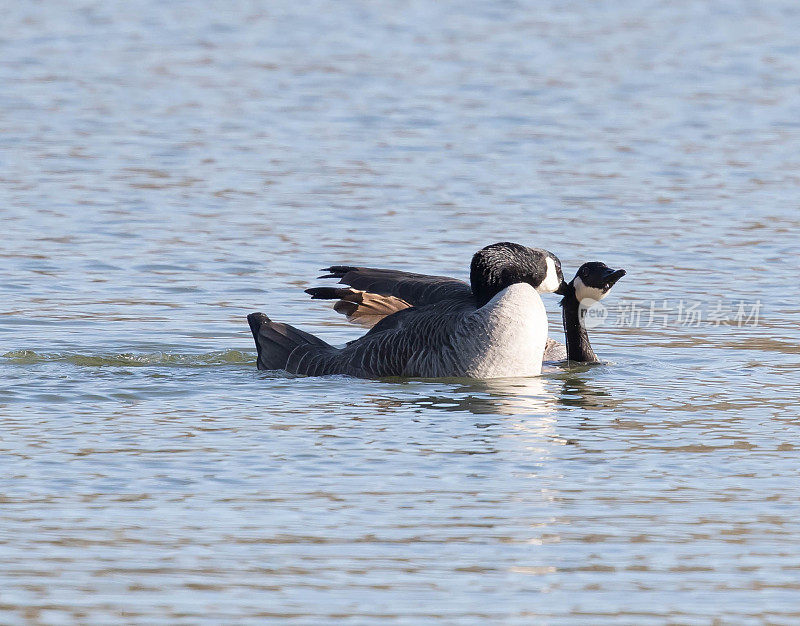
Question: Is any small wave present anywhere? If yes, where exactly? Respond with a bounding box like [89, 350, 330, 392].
[1, 349, 253, 367]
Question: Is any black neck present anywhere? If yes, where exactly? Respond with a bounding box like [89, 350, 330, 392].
[561, 287, 599, 363]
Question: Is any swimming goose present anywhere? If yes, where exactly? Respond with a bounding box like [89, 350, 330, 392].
[542, 262, 626, 362]
[247, 242, 568, 378]
[304, 254, 626, 365]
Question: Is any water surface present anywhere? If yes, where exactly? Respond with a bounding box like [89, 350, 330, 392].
[2, 0, 800, 623]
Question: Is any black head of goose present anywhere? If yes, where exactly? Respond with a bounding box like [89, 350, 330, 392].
[249, 242, 568, 378]
[558, 261, 626, 363]
[469, 242, 568, 307]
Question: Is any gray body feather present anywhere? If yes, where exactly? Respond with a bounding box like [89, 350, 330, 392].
[542, 338, 567, 362]
[306, 266, 569, 366]
[249, 294, 478, 377]
[248, 249, 565, 378]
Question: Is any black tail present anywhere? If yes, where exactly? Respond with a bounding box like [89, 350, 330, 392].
[247, 313, 332, 372]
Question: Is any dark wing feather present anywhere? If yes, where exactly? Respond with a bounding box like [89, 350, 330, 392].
[318, 266, 473, 308]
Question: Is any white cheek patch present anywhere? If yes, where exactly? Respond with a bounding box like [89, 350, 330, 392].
[574, 276, 607, 302]
[536, 257, 561, 293]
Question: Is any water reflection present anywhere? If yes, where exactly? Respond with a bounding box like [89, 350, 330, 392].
[553, 370, 622, 411]
[371, 375, 557, 416]
[4, 0, 800, 621]
[363, 370, 624, 417]
[452, 376, 558, 416]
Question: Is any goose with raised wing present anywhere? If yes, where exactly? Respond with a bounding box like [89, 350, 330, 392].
[247, 242, 568, 378]
[307, 256, 626, 365]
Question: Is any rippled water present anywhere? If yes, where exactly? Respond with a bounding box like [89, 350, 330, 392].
[2, 0, 800, 623]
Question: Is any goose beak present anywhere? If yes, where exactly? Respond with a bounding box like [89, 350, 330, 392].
[555, 280, 570, 295]
[604, 269, 626, 289]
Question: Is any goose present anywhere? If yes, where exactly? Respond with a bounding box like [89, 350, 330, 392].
[542, 262, 626, 362]
[247, 242, 568, 378]
[305, 257, 626, 365]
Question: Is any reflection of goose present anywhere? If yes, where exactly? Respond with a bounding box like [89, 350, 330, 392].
[555, 372, 623, 411]
[543, 262, 626, 363]
[247, 242, 567, 378]
[360, 376, 557, 416]
[466, 376, 558, 416]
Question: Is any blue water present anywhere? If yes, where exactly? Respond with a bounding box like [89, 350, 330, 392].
[2, 1, 800, 623]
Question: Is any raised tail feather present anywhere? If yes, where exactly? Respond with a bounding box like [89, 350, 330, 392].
[247, 312, 333, 372]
